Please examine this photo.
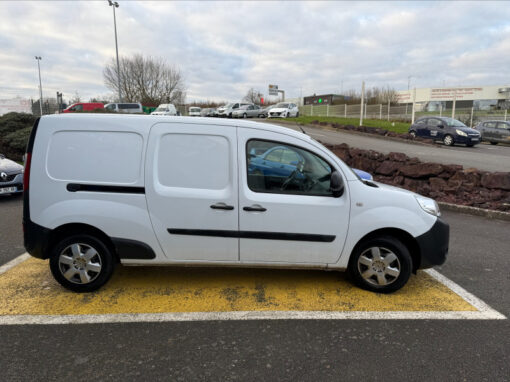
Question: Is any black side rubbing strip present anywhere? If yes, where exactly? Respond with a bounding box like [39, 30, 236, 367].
[111, 238, 156, 260]
[167, 229, 335, 243]
[67, 183, 145, 194]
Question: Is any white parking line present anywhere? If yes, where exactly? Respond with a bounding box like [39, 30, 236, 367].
[0, 254, 506, 325]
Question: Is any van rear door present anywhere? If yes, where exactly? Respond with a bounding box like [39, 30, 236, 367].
[145, 122, 239, 262]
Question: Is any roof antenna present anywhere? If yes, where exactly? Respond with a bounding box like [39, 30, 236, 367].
[297, 124, 308, 135]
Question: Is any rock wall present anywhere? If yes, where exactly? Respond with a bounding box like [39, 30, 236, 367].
[325, 143, 510, 212]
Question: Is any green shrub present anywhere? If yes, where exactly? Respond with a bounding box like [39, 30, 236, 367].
[4, 127, 32, 152]
[0, 112, 36, 135]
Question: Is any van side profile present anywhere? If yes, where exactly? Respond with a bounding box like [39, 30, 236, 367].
[23, 115, 449, 293]
[62, 103, 104, 113]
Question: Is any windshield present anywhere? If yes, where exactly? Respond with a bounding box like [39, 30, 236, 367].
[155, 106, 169, 112]
[443, 117, 467, 127]
[224, 103, 234, 108]
[275, 103, 289, 108]
[189, 107, 200, 112]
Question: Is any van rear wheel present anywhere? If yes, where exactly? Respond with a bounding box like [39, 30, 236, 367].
[348, 236, 412, 293]
[49, 234, 115, 293]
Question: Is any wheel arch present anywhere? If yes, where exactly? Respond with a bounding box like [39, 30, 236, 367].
[48, 223, 119, 262]
[349, 227, 421, 273]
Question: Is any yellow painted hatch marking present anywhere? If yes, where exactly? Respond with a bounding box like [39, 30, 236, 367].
[0, 258, 476, 316]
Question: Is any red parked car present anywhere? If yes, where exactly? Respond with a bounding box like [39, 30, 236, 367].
[63, 103, 104, 113]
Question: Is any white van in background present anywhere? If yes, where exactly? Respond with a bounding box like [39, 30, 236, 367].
[23, 114, 449, 293]
[188, 107, 201, 117]
[104, 103, 143, 114]
[151, 104, 178, 116]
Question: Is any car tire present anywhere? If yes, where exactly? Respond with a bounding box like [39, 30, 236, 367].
[296, 112, 299, 117]
[348, 235, 412, 294]
[443, 134, 454, 146]
[243, 113, 247, 119]
[409, 130, 416, 138]
[49, 234, 115, 293]
[490, 142, 498, 145]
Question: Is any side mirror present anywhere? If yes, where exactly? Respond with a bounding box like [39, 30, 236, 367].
[330, 171, 344, 198]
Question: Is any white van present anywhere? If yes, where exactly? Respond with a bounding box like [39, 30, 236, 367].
[151, 104, 178, 116]
[104, 103, 143, 114]
[23, 115, 449, 293]
[188, 107, 201, 117]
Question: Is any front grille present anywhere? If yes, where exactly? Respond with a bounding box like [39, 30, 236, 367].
[0, 174, 17, 182]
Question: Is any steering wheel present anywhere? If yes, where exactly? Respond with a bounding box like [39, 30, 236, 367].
[303, 173, 331, 192]
[280, 169, 299, 190]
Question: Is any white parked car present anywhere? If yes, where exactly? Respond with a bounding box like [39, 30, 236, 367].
[151, 104, 178, 116]
[268, 102, 299, 118]
[188, 107, 201, 117]
[23, 114, 449, 293]
[217, 102, 253, 118]
[104, 103, 143, 114]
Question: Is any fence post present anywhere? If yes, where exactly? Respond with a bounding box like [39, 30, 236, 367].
[411, 87, 416, 124]
[505, 109, 508, 121]
[379, 104, 382, 120]
[452, 89, 457, 119]
[364, 103, 367, 119]
[470, 106, 474, 127]
[344, 104, 347, 118]
[311, 104, 313, 116]
[360, 81, 365, 126]
[387, 100, 390, 121]
[439, 103, 442, 117]
[327, 104, 329, 117]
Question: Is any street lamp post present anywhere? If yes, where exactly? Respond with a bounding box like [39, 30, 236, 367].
[108, 0, 122, 102]
[35, 56, 43, 116]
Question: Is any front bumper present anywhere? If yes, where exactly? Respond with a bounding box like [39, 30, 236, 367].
[0, 173, 23, 195]
[416, 217, 450, 269]
[455, 135, 481, 145]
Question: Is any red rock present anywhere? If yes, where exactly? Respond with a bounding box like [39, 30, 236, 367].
[375, 161, 401, 176]
[388, 152, 409, 162]
[399, 163, 444, 178]
[481, 172, 510, 190]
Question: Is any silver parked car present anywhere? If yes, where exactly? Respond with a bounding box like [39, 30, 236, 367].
[0, 153, 24, 196]
[475, 120, 510, 145]
[232, 104, 262, 118]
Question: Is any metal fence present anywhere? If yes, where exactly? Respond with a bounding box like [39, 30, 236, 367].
[299, 103, 509, 127]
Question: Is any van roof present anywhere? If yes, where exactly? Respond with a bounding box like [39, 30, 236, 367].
[41, 114, 311, 142]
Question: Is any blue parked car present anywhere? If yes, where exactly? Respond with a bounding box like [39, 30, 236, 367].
[248, 145, 372, 194]
[408, 116, 481, 147]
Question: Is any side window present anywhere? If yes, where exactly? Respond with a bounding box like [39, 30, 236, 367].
[105, 104, 116, 111]
[233, 103, 239, 109]
[415, 119, 426, 125]
[427, 118, 440, 127]
[496, 122, 509, 130]
[485, 122, 497, 128]
[247, 140, 333, 196]
[74, 104, 83, 111]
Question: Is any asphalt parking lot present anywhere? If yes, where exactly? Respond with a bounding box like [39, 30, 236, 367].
[0, 195, 509, 380]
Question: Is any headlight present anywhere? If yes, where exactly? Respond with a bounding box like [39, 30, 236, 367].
[415, 196, 441, 216]
[456, 129, 467, 137]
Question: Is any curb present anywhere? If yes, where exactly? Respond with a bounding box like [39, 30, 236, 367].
[438, 202, 510, 222]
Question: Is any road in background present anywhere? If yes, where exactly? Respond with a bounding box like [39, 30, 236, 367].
[0, 198, 509, 380]
[263, 120, 510, 172]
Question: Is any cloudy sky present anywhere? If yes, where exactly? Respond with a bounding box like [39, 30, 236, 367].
[1, 1, 509, 103]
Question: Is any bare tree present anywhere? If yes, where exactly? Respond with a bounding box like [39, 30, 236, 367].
[69, 91, 81, 104]
[103, 54, 186, 105]
[243, 88, 263, 105]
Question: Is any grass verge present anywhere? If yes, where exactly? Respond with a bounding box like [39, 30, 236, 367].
[286, 116, 411, 134]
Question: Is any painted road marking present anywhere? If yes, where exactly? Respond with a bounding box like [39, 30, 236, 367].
[0, 254, 505, 325]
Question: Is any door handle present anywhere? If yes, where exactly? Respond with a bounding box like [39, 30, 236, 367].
[243, 205, 267, 212]
[210, 203, 234, 210]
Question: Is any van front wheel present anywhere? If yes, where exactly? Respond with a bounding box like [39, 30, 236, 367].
[49, 235, 115, 293]
[348, 236, 412, 293]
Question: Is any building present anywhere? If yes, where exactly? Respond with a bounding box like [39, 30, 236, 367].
[303, 94, 346, 106]
[0, 97, 32, 116]
[396, 85, 510, 111]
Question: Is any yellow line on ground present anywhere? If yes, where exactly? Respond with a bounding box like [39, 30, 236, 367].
[0, 258, 476, 315]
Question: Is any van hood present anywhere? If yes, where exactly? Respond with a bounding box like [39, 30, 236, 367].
[0, 157, 23, 174]
[372, 181, 418, 197]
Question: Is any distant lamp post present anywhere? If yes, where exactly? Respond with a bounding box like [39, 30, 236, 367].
[108, 0, 122, 102]
[35, 56, 43, 116]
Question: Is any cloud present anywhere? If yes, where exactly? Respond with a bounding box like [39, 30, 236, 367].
[0, 1, 509, 103]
